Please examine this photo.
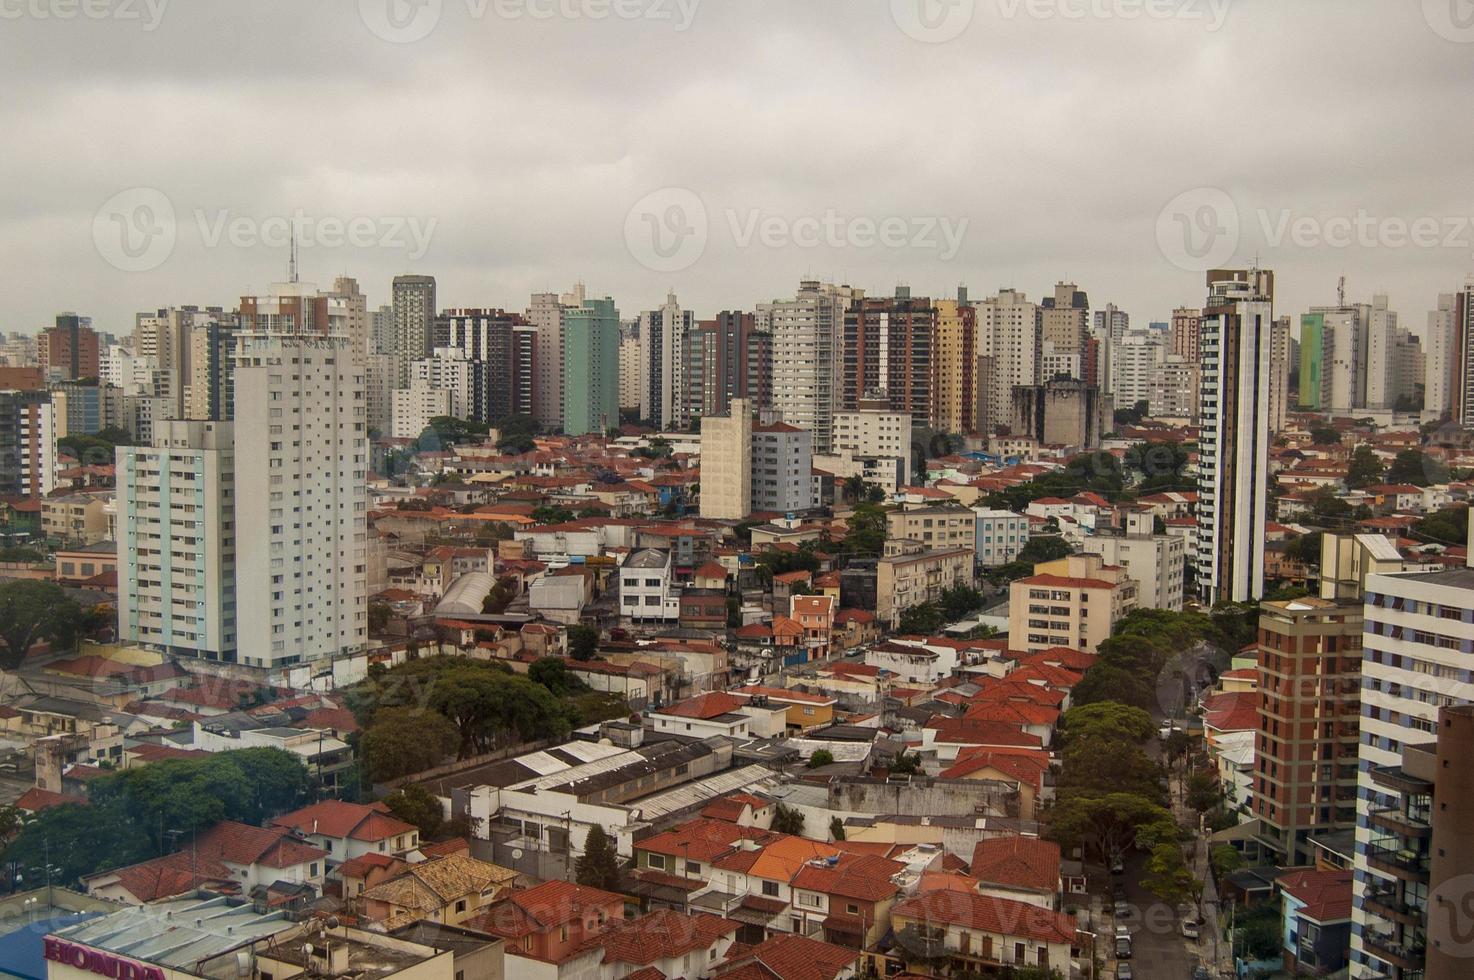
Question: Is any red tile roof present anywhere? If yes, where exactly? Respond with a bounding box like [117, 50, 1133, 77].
[892, 890, 1078, 945]
[969, 836, 1061, 894]
[1202, 691, 1259, 733]
[598, 910, 738, 965]
[790, 853, 904, 902]
[14, 787, 87, 813]
[1279, 868, 1353, 923]
[473, 880, 626, 937]
[656, 691, 747, 720]
[925, 717, 1044, 749]
[271, 800, 416, 843]
[636, 818, 777, 863]
[1015, 572, 1121, 590]
[940, 747, 1051, 791]
[714, 933, 858, 980]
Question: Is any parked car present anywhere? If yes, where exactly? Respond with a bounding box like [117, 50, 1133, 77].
[1115, 925, 1131, 940]
[1113, 900, 1131, 919]
[1191, 966, 1210, 979]
[1110, 854, 1126, 874]
[1115, 936, 1132, 960]
[1181, 919, 1200, 939]
[1115, 963, 1133, 980]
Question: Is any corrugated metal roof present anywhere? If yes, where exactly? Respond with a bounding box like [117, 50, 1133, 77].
[633, 764, 781, 821]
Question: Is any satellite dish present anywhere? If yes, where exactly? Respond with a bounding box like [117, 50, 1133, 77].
[323, 916, 341, 931]
[511, 848, 524, 860]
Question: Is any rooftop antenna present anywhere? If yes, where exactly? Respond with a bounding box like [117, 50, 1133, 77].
[288, 223, 300, 284]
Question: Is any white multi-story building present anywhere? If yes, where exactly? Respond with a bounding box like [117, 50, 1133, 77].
[1351, 563, 1474, 978]
[751, 421, 813, 514]
[1363, 294, 1399, 411]
[639, 291, 694, 430]
[1196, 273, 1272, 604]
[234, 332, 368, 668]
[1081, 512, 1185, 611]
[391, 382, 452, 440]
[1267, 314, 1292, 432]
[527, 284, 582, 430]
[408, 347, 475, 418]
[1424, 292, 1457, 418]
[619, 548, 678, 623]
[832, 399, 912, 484]
[618, 331, 641, 410]
[1150, 355, 1200, 422]
[761, 280, 859, 453]
[363, 352, 395, 435]
[971, 508, 1029, 567]
[1039, 339, 1080, 386]
[1110, 328, 1165, 409]
[116, 420, 236, 661]
[976, 289, 1041, 436]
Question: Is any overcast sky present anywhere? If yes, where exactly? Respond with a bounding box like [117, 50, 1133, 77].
[2, 0, 1472, 338]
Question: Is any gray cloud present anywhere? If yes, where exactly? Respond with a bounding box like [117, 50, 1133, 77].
[1, 0, 1471, 337]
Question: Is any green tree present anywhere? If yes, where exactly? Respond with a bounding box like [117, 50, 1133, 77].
[807, 749, 835, 769]
[0, 580, 82, 668]
[1210, 843, 1245, 877]
[1057, 738, 1167, 804]
[772, 803, 805, 836]
[384, 784, 445, 838]
[1060, 702, 1156, 746]
[1346, 444, 1385, 489]
[529, 657, 576, 695]
[1310, 425, 1341, 445]
[1186, 771, 1222, 813]
[2, 801, 152, 887]
[889, 750, 920, 775]
[840, 503, 888, 556]
[360, 708, 461, 782]
[482, 576, 518, 614]
[829, 816, 846, 841]
[1387, 448, 1447, 487]
[567, 625, 600, 662]
[1141, 843, 1197, 905]
[897, 603, 945, 636]
[939, 584, 984, 621]
[367, 601, 392, 634]
[574, 824, 622, 891]
[1045, 792, 1177, 864]
[843, 475, 866, 504]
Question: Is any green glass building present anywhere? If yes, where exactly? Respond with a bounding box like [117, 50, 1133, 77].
[1298, 313, 1324, 410]
[563, 297, 621, 436]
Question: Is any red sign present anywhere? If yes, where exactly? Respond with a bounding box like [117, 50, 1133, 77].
[42, 938, 167, 980]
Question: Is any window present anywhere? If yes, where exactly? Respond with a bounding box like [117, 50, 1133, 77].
[761, 880, 780, 897]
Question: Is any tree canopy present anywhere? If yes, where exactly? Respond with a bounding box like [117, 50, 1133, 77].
[360, 707, 462, 783]
[0, 580, 82, 669]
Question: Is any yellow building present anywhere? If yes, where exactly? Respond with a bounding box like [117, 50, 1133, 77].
[1008, 554, 1138, 653]
[876, 540, 976, 628]
[932, 297, 976, 434]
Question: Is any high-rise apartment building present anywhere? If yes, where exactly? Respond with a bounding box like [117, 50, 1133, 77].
[1424, 292, 1457, 418]
[1196, 272, 1273, 604]
[390, 274, 437, 388]
[1110, 328, 1165, 410]
[1040, 281, 1088, 360]
[683, 312, 760, 421]
[761, 280, 859, 453]
[975, 289, 1041, 437]
[699, 397, 752, 520]
[1363, 294, 1400, 411]
[1150, 355, 1200, 422]
[233, 332, 367, 668]
[562, 296, 620, 437]
[1171, 307, 1202, 361]
[751, 421, 813, 515]
[327, 276, 372, 362]
[400, 348, 476, 430]
[639, 291, 695, 430]
[832, 399, 913, 485]
[116, 420, 237, 661]
[363, 353, 395, 435]
[842, 288, 935, 425]
[1351, 557, 1474, 979]
[435, 309, 536, 422]
[527, 283, 583, 430]
[0, 391, 55, 497]
[618, 331, 641, 411]
[40, 313, 101, 381]
[931, 293, 977, 435]
[371, 304, 394, 356]
[1267, 314, 1292, 432]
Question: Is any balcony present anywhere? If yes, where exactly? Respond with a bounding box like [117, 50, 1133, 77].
[1366, 842, 1429, 881]
[1369, 764, 1433, 796]
[1362, 887, 1423, 928]
[1369, 807, 1432, 839]
[1363, 931, 1425, 972]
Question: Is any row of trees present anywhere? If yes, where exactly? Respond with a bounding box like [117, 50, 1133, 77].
[2, 748, 311, 886]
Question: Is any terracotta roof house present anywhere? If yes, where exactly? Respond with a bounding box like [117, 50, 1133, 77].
[270, 800, 420, 863]
[362, 852, 519, 929]
[713, 933, 859, 980]
[969, 836, 1062, 909]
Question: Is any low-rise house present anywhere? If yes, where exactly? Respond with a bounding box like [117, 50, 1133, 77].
[83, 820, 328, 905]
[968, 836, 1061, 910]
[650, 692, 787, 739]
[790, 594, 836, 661]
[54, 541, 119, 585]
[788, 852, 905, 948]
[939, 747, 1051, 821]
[594, 909, 740, 980]
[270, 800, 420, 863]
[361, 852, 518, 929]
[1278, 868, 1353, 976]
[886, 890, 1079, 976]
[713, 932, 859, 980]
[468, 879, 626, 972]
[730, 685, 837, 734]
[337, 852, 409, 901]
